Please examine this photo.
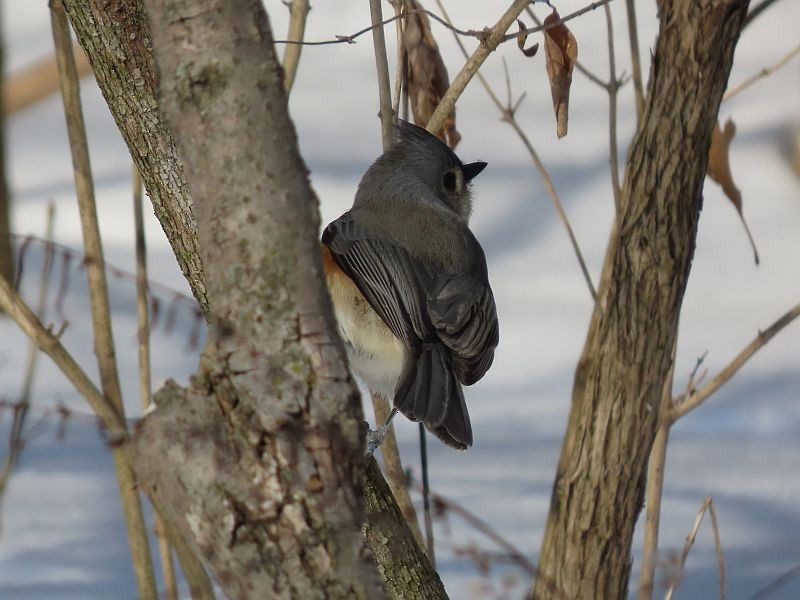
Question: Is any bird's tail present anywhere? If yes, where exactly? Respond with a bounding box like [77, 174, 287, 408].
[394, 344, 472, 450]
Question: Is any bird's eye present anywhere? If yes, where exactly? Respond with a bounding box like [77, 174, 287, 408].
[442, 170, 457, 192]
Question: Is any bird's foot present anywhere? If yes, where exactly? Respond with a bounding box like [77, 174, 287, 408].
[364, 408, 399, 457]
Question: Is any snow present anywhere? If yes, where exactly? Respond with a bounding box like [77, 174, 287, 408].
[1, 1, 799, 598]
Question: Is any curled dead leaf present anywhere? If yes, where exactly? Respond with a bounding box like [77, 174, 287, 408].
[707, 118, 760, 265]
[402, 0, 460, 148]
[516, 19, 539, 58]
[543, 9, 577, 139]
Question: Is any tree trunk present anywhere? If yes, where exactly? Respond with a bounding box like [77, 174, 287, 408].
[533, 1, 750, 598]
[60, 0, 208, 312]
[89, 0, 445, 596]
[131, 0, 381, 596]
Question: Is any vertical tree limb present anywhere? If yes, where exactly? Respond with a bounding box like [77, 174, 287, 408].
[624, 0, 645, 122]
[369, 0, 395, 149]
[532, 1, 750, 597]
[603, 2, 622, 216]
[133, 166, 178, 600]
[372, 391, 426, 550]
[50, 4, 157, 597]
[281, 0, 310, 95]
[0, 204, 55, 504]
[59, 0, 208, 313]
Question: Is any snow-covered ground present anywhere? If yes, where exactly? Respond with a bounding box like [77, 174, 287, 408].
[1, 1, 799, 598]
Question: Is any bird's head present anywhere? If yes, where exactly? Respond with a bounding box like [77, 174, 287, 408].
[355, 120, 487, 223]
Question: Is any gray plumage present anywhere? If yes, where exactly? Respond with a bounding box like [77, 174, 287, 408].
[323, 121, 498, 449]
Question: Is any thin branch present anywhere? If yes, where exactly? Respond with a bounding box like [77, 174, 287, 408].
[390, 0, 405, 119]
[281, 0, 310, 95]
[273, 1, 613, 48]
[671, 302, 800, 421]
[0, 203, 56, 504]
[500, 0, 613, 43]
[603, 1, 622, 217]
[723, 43, 800, 102]
[624, 0, 645, 121]
[410, 476, 538, 576]
[435, 0, 600, 311]
[133, 166, 152, 422]
[425, 0, 530, 136]
[748, 563, 800, 600]
[133, 166, 178, 600]
[50, 4, 157, 597]
[637, 340, 677, 600]
[744, 0, 784, 29]
[371, 391, 426, 550]
[369, 0, 395, 149]
[664, 496, 725, 600]
[0, 276, 128, 439]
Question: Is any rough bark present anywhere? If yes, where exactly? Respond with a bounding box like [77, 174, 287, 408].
[533, 1, 750, 598]
[60, 0, 207, 312]
[362, 458, 447, 599]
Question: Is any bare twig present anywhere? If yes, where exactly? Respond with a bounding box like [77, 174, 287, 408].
[641, 303, 800, 597]
[0, 276, 128, 439]
[390, 0, 405, 119]
[723, 43, 800, 102]
[637, 340, 677, 600]
[371, 391, 426, 550]
[748, 563, 800, 600]
[664, 496, 725, 600]
[133, 166, 178, 600]
[603, 1, 622, 216]
[0, 203, 56, 505]
[50, 3, 157, 597]
[410, 475, 537, 576]
[0, 226, 214, 600]
[435, 0, 600, 311]
[744, 0, 784, 29]
[624, 0, 645, 121]
[133, 167, 152, 421]
[369, 0, 395, 149]
[274, 2, 613, 48]
[671, 302, 800, 421]
[281, 0, 310, 95]
[425, 0, 531, 136]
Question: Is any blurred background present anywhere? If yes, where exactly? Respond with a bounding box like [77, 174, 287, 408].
[0, 1, 798, 598]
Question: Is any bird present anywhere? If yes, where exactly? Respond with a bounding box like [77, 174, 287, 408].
[321, 121, 498, 450]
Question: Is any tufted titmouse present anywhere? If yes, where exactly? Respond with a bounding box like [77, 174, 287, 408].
[322, 121, 499, 450]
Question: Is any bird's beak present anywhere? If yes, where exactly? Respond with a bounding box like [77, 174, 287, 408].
[462, 161, 488, 182]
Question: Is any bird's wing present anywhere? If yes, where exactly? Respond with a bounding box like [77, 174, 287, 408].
[322, 212, 429, 347]
[323, 212, 498, 386]
[427, 242, 499, 385]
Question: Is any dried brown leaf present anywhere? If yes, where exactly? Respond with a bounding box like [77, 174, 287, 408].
[402, 0, 460, 148]
[516, 19, 539, 58]
[707, 118, 760, 264]
[708, 119, 741, 210]
[543, 9, 578, 139]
